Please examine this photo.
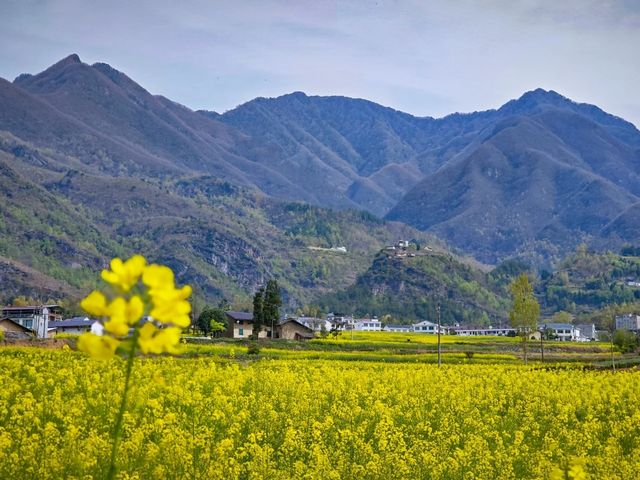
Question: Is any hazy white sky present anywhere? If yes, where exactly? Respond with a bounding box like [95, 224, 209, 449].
[1, 0, 639, 126]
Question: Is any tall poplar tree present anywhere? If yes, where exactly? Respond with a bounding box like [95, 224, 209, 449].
[509, 273, 540, 364]
[264, 280, 282, 337]
[252, 287, 265, 339]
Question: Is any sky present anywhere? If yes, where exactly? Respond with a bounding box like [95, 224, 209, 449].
[1, 0, 639, 126]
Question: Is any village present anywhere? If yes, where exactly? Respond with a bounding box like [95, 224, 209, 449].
[3, 302, 639, 344]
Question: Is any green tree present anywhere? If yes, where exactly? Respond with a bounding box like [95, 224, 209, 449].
[252, 288, 265, 340]
[263, 280, 282, 338]
[210, 318, 226, 337]
[552, 311, 573, 324]
[613, 329, 639, 354]
[509, 274, 540, 365]
[196, 307, 227, 337]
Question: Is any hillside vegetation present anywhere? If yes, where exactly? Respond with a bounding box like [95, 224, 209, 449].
[0, 143, 433, 308]
[1, 56, 639, 270]
[319, 248, 511, 325]
[538, 247, 640, 323]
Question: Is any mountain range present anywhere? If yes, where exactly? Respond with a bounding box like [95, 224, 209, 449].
[1, 54, 640, 311]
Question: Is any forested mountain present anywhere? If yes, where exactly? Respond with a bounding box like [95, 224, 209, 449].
[2, 54, 640, 313]
[0, 136, 432, 308]
[318, 247, 512, 325]
[538, 247, 640, 316]
[387, 90, 640, 265]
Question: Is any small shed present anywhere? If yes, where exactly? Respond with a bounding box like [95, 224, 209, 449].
[276, 319, 314, 340]
[0, 317, 34, 340]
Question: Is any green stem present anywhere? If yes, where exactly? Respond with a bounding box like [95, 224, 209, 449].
[107, 330, 138, 480]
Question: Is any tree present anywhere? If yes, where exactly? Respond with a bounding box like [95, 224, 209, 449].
[210, 318, 226, 337]
[217, 298, 230, 311]
[196, 307, 227, 337]
[252, 288, 265, 340]
[263, 280, 282, 338]
[298, 304, 323, 318]
[613, 329, 639, 354]
[509, 274, 540, 365]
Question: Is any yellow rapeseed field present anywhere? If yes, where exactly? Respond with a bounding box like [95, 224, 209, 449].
[1, 348, 639, 479]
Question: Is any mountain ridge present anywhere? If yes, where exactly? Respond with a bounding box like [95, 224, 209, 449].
[2, 54, 640, 277]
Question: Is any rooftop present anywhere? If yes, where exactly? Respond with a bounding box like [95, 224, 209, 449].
[50, 317, 95, 328]
[226, 311, 253, 321]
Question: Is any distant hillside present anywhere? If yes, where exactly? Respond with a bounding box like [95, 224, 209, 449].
[387, 91, 640, 265]
[538, 247, 640, 316]
[0, 136, 433, 308]
[2, 54, 640, 296]
[318, 247, 513, 325]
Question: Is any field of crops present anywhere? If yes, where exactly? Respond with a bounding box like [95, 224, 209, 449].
[1, 346, 639, 479]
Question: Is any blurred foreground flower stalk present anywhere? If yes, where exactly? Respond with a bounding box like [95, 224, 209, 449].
[78, 254, 191, 479]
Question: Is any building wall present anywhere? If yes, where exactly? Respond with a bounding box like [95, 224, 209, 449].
[615, 315, 640, 332]
[0, 319, 32, 333]
[386, 326, 412, 333]
[56, 326, 91, 335]
[231, 321, 252, 338]
[278, 322, 312, 340]
[354, 321, 381, 331]
[228, 321, 270, 339]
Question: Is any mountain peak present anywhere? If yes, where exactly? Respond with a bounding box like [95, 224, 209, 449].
[48, 53, 83, 70]
[62, 53, 82, 64]
[14, 53, 84, 87]
[509, 88, 571, 108]
[518, 88, 567, 103]
[279, 91, 309, 102]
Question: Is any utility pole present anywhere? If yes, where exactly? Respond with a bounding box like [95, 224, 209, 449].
[540, 327, 544, 363]
[437, 302, 442, 367]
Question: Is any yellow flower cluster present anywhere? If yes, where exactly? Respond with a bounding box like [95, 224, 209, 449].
[1, 350, 639, 479]
[77, 255, 191, 359]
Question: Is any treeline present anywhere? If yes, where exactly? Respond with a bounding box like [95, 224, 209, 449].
[538, 248, 640, 315]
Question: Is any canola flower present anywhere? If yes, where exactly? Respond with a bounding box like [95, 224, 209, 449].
[75, 254, 191, 479]
[78, 254, 191, 358]
[0, 353, 639, 479]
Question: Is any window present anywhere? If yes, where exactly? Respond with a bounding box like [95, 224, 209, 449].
[239, 328, 244, 337]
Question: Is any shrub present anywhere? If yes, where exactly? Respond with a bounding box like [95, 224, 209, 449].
[613, 329, 639, 354]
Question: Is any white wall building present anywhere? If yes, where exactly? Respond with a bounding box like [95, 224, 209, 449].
[574, 323, 597, 341]
[385, 325, 413, 333]
[354, 318, 382, 331]
[455, 327, 516, 336]
[615, 314, 640, 332]
[49, 317, 96, 335]
[412, 320, 445, 334]
[327, 313, 354, 330]
[539, 323, 580, 341]
[298, 317, 332, 332]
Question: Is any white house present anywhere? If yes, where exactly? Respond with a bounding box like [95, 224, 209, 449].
[574, 323, 597, 341]
[539, 323, 580, 341]
[615, 314, 640, 332]
[412, 320, 445, 334]
[327, 313, 354, 330]
[298, 317, 332, 332]
[455, 327, 516, 336]
[384, 325, 413, 333]
[0, 305, 63, 339]
[354, 318, 382, 331]
[49, 317, 97, 335]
